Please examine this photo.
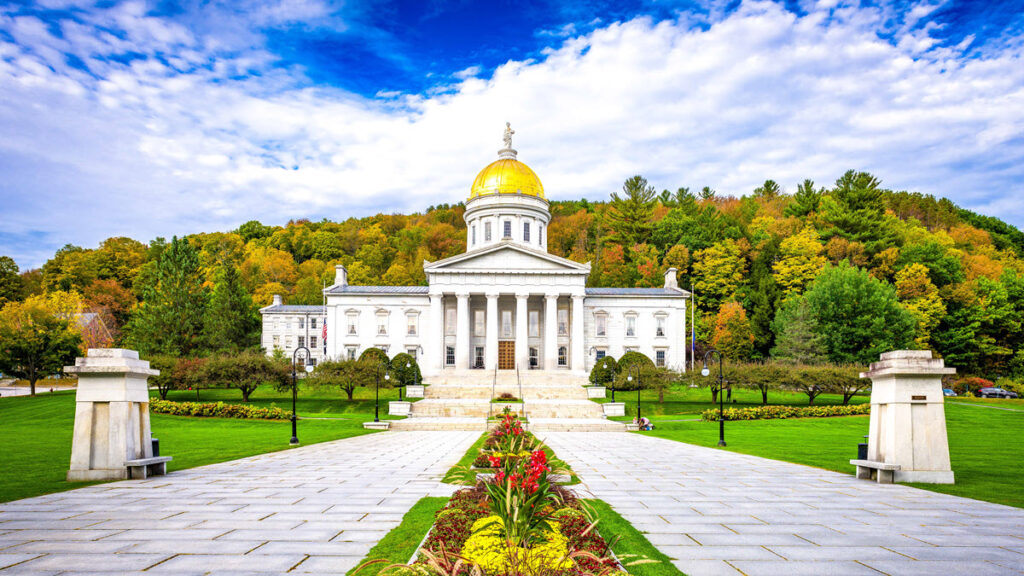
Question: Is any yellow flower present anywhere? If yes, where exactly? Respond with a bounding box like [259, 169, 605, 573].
[461, 516, 573, 574]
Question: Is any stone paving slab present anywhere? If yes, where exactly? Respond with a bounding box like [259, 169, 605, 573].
[543, 432, 1024, 576]
[0, 431, 477, 575]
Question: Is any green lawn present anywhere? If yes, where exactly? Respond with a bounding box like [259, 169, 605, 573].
[348, 496, 449, 576]
[595, 383, 868, 420]
[160, 381, 413, 418]
[643, 402, 1024, 509]
[0, 390, 382, 503]
[585, 499, 684, 576]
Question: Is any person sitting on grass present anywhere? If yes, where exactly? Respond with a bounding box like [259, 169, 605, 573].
[638, 416, 653, 431]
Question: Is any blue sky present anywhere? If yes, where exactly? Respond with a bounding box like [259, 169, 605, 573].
[1, 0, 1023, 268]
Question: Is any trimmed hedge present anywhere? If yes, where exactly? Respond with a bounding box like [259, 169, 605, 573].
[150, 399, 290, 420]
[701, 403, 871, 421]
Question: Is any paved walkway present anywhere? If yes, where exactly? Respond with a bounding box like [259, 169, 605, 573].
[0, 431, 478, 575]
[543, 432, 1024, 576]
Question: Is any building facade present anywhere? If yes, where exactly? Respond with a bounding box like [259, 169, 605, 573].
[261, 128, 690, 376]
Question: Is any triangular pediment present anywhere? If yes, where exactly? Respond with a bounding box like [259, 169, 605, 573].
[425, 242, 590, 274]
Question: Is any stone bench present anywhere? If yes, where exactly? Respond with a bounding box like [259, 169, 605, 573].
[850, 459, 900, 484]
[125, 456, 172, 479]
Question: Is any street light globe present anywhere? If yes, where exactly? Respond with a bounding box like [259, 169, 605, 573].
[305, 365, 314, 373]
[701, 367, 710, 377]
[384, 373, 390, 381]
[627, 375, 633, 382]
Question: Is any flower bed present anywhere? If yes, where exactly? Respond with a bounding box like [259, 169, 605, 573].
[150, 399, 290, 420]
[399, 414, 622, 576]
[700, 403, 870, 422]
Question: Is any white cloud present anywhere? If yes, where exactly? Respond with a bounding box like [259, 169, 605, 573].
[1, 0, 1023, 268]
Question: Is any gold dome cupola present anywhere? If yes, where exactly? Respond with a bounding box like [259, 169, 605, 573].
[469, 123, 545, 200]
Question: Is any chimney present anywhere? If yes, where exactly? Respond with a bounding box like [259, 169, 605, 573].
[335, 264, 348, 287]
[272, 294, 282, 306]
[664, 268, 679, 290]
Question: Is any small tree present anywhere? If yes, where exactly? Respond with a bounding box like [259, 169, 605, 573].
[312, 358, 375, 400]
[146, 354, 178, 400]
[786, 365, 829, 405]
[771, 297, 827, 364]
[0, 296, 82, 395]
[589, 355, 617, 386]
[359, 347, 390, 368]
[390, 352, 421, 387]
[199, 350, 289, 402]
[725, 361, 785, 406]
[824, 365, 869, 405]
[175, 357, 207, 401]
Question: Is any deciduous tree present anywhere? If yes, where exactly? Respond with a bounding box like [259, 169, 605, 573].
[773, 227, 826, 299]
[894, 263, 946, 348]
[311, 358, 375, 400]
[199, 350, 289, 402]
[0, 295, 82, 395]
[711, 301, 754, 360]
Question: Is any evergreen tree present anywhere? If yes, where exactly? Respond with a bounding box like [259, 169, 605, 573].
[820, 170, 900, 257]
[746, 239, 781, 358]
[204, 263, 260, 351]
[0, 256, 24, 305]
[784, 179, 822, 218]
[771, 296, 826, 364]
[604, 175, 656, 247]
[125, 236, 207, 356]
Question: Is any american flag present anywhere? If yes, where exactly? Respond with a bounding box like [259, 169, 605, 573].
[322, 317, 327, 352]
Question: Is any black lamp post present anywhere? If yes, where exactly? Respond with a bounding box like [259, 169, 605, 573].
[603, 359, 615, 402]
[626, 364, 641, 422]
[375, 361, 390, 423]
[291, 346, 312, 446]
[701, 349, 726, 447]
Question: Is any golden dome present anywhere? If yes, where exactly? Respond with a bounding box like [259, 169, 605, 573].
[469, 157, 545, 199]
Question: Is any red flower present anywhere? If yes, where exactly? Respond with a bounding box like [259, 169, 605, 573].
[488, 455, 501, 468]
[496, 471, 505, 483]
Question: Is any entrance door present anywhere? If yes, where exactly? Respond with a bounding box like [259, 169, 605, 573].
[498, 341, 515, 369]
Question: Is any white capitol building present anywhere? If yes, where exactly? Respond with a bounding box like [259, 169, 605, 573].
[261, 127, 691, 430]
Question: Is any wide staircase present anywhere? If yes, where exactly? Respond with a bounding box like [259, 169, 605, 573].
[389, 369, 625, 432]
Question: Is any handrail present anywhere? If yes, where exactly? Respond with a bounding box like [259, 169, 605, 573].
[487, 363, 498, 420]
[516, 363, 527, 422]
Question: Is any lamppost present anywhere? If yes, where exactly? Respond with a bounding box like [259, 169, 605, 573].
[603, 359, 615, 402]
[701, 349, 726, 447]
[291, 346, 313, 445]
[375, 361, 390, 423]
[626, 364, 641, 422]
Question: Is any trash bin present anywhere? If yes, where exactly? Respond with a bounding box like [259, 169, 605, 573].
[152, 438, 160, 457]
[857, 435, 868, 460]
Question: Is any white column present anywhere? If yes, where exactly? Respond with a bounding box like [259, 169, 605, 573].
[456, 292, 470, 370]
[515, 293, 529, 370]
[571, 294, 585, 373]
[485, 292, 499, 370]
[544, 294, 558, 370]
[427, 294, 443, 374]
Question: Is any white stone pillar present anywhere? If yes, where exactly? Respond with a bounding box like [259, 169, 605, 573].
[456, 292, 470, 370]
[860, 350, 956, 483]
[571, 294, 585, 373]
[485, 292, 499, 370]
[426, 293, 443, 374]
[65, 349, 160, 481]
[544, 294, 559, 370]
[515, 293, 529, 370]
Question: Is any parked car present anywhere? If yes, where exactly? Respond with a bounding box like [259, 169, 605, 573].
[942, 388, 956, 397]
[978, 387, 1020, 399]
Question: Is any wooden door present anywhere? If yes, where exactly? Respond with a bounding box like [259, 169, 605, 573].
[498, 341, 515, 370]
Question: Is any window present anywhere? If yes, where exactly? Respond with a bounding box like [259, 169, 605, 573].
[310, 318, 317, 329]
[407, 347, 418, 360]
[285, 336, 292, 348]
[347, 347, 357, 360]
[471, 225, 476, 246]
[298, 336, 305, 348]
[310, 336, 317, 348]
[407, 314, 418, 336]
[272, 318, 278, 330]
[557, 309, 568, 336]
[347, 313, 358, 335]
[529, 310, 539, 338]
[308, 358, 317, 367]
[539, 226, 543, 246]
[485, 222, 492, 242]
[656, 316, 666, 337]
[595, 349, 606, 361]
[474, 310, 485, 336]
[445, 308, 456, 335]
[558, 346, 567, 366]
[377, 314, 388, 336]
[446, 346, 455, 366]
[503, 220, 512, 238]
[501, 310, 512, 338]
[529, 347, 539, 368]
[298, 317, 304, 329]
[656, 349, 666, 367]
[626, 315, 636, 337]
[595, 314, 607, 337]
[523, 222, 530, 242]
[273, 335, 280, 347]
[377, 345, 389, 354]
[474, 346, 484, 369]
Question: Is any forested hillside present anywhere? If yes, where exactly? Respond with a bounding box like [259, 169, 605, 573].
[2, 170, 1022, 378]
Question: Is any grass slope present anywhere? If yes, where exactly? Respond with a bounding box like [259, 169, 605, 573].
[0, 390, 380, 503]
[644, 402, 1024, 509]
[584, 499, 685, 576]
[348, 496, 449, 576]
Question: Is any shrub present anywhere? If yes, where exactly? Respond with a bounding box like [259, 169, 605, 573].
[359, 347, 390, 367]
[150, 399, 290, 420]
[995, 378, 1024, 396]
[616, 351, 653, 373]
[701, 403, 870, 421]
[589, 356, 617, 386]
[952, 376, 994, 395]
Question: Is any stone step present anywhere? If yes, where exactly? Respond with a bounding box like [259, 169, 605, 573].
[389, 417, 487, 431]
[424, 384, 589, 400]
[527, 418, 628, 433]
[523, 399, 605, 419]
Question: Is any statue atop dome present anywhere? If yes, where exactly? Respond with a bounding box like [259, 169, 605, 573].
[503, 122, 514, 150]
